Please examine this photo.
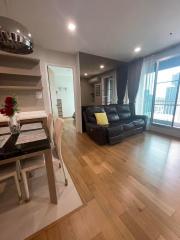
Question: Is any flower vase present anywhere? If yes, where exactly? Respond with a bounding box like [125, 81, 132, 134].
[9, 114, 20, 134]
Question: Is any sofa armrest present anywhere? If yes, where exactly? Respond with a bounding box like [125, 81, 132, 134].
[85, 122, 108, 145]
[133, 115, 148, 129]
[134, 114, 148, 121]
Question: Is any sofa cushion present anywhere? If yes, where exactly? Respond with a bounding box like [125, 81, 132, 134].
[116, 104, 131, 120]
[95, 112, 109, 126]
[104, 105, 120, 123]
[123, 122, 135, 131]
[86, 106, 105, 123]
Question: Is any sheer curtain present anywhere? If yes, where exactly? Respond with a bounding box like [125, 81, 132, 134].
[136, 56, 156, 128]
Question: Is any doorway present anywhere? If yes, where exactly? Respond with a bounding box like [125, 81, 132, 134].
[47, 65, 75, 121]
[102, 72, 117, 105]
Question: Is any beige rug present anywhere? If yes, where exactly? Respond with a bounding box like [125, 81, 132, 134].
[0, 162, 82, 240]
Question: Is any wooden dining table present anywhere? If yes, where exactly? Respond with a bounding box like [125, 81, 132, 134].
[0, 125, 58, 204]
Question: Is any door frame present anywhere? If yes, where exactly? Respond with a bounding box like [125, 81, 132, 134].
[46, 63, 77, 124]
[101, 71, 117, 105]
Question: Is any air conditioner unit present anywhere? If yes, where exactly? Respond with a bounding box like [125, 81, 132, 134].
[88, 76, 100, 84]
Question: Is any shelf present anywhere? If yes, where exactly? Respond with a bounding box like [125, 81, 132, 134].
[0, 67, 41, 78]
[0, 52, 40, 64]
[0, 86, 42, 91]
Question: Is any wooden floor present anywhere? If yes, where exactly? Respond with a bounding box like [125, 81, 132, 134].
[27, 120, 180, 240]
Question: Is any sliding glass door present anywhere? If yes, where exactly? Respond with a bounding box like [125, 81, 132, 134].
[152, 56, 180, 127]
[174, 90, 180, 127]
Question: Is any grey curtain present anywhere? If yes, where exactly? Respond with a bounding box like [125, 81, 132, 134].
[128, 58, 143, 115]
[116, 64, 128, 104]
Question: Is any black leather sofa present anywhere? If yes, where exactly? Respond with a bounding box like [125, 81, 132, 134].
[83, 104, 147, 145]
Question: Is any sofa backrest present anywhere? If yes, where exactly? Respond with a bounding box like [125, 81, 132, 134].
[116, 104, 131, 120]
[104, 105, 120, 123]
[86, 106, 105, 123]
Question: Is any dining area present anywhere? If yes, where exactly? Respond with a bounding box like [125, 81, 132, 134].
[0, 15, 83, 239]
[0, 97, 82, 240]
[0, 115, 66, 203]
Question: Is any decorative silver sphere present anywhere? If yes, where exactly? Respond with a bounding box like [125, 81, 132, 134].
[0, 16, 33, 54]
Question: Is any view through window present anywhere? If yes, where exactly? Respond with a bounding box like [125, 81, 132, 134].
[152, 56, 180, 127]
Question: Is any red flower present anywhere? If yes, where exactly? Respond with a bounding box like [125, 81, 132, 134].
[0, 96, 18, 117]
[5, 96, 14, 106]
[5, 107, 14, 117]
[0, 108, 6, 114]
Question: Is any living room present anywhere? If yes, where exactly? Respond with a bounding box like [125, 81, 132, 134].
[0, 0, 180, 240]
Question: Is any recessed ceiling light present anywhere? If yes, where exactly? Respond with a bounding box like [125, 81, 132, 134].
[28, 33, 32, 37]
[67, 22, 76, 32]
[100, 65, 104, 69]
[134, 47, 141, 53]
[16, 29, 20, 33]
[84, 73, 88, 76]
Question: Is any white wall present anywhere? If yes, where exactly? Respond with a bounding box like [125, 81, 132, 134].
[30, 46, 82, 132]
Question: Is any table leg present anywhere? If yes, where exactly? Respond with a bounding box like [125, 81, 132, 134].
[16, 160, 21, 181]
[44, 149, 58, 204]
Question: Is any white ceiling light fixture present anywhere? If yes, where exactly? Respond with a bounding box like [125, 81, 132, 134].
[84, 73, 88, 76]
[28, 33, 32, 37]
[134, 46, 141, 53]
[67, 22, 76, 32]
[16, 29, 20, 33]
[100, 65, 104, 69]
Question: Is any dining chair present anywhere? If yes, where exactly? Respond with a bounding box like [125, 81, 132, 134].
[20, 155, 45, 201]
[47, 113, 53, 143]
[0, 163, 22, 201]
[47, 113, 61, 168]
[53, 118, 68, 186]
[20, 117, 68, 201]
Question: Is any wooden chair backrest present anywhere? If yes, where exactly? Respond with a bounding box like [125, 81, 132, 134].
[54, 118, 64, 159]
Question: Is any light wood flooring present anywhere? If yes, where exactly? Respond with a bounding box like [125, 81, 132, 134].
[27, 120, 180, 240]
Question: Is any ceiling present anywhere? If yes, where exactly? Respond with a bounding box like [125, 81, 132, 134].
[1, 0, 180, 61]
[79, 52, 122, 78]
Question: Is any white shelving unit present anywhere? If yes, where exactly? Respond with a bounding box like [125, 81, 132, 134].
[0, 53, 44, 112]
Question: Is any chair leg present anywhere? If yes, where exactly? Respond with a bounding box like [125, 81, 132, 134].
[21, 171, 30, 201]
[14, 174, 22, 201]
[59, 153, 68, 186]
